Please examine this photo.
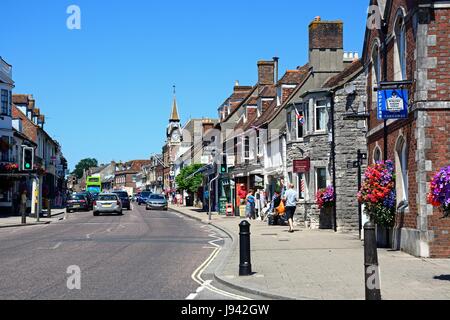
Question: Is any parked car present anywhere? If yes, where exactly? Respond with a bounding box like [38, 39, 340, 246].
[93, 193, 123, 216]
[146, 194, 168, 211]
[138, 191, 152, 205]
[66, 194, 90, 213]
[78, 191, 95, 210]
[112, 190, 131, 210]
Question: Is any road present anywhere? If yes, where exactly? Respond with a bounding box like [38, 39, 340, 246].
[0, 204, 257, 300]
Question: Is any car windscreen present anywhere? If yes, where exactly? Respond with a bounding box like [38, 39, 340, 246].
[149, 195, 165, 200]
[98, 195, 117, 201]
[113, 192, 128, 198]
[141, 192, 152, 197]
[70, 195, 85, 200]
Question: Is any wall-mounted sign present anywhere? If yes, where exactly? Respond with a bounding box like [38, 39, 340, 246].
[293, 158, 310, 173]
[377, 89, 409, 120]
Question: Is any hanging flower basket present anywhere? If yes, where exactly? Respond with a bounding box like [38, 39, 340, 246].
[0, 162, 19, 173]
[427, 165, 450, 218]
[316, 186, 335, 209]
[358, 160, 396, 227]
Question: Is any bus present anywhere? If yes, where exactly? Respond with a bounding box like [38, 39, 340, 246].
[86, 176, 102, 194]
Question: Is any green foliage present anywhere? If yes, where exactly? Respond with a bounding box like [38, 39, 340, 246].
[175, 164, 204, 193]
[72, 158, 98, 179]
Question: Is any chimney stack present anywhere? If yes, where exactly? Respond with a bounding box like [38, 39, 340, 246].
[257, 60, 275, 85]
[273, 57, 279, 84]
[308, 17, 345, 86]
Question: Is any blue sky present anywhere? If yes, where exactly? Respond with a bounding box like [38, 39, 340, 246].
[2, 0, 368, 170]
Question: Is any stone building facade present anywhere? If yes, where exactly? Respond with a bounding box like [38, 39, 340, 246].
[363, 0, 450, 257]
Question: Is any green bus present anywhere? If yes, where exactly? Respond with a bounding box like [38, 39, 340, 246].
[86, 176, 102, 194]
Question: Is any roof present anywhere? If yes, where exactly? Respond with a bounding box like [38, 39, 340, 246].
[322, 59, 363, 89]
[253, 64, 312, 127]
[170, 95, 180, 121]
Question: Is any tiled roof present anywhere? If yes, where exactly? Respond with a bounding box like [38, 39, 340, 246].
[322, 59, 363, 88]
[253, 64, 311, 127]
[279, 65, 310, 84]
[259, 85, 277, 98]
[12, 94, 30, 105]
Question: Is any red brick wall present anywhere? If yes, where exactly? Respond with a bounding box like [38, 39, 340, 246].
[426, 111, 450, 258]
[427, 9, 450, 101]
[364, 1, 450, 257]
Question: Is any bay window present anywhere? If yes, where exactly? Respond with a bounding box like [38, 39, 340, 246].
[315, 100, 327, 132]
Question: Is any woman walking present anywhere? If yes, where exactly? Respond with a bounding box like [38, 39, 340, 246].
[245, 190, 256, 220]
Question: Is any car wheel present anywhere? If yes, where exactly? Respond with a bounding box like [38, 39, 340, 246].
[118, 211, 123, 216]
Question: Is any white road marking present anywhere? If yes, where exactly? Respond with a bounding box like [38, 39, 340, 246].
[86, 234, 92, 239]
[186, 293, 197, 300]
[38, 242, 62, 250]
[189, 231, 252, 300]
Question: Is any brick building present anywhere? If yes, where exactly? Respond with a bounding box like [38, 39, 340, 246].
[363, 0, 449, 257]
[114, 160, 151, 195]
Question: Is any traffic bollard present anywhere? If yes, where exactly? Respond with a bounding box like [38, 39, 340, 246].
[364, 221, 382, 300]
[239, 220, 252, 276]
[21, 212, 26, 224]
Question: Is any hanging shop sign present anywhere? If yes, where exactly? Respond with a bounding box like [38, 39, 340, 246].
[377, 89, 409, 120]
[293, 158, 310, 173]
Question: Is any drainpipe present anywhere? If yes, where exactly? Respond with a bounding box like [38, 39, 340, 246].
[329, 92, 337, 232]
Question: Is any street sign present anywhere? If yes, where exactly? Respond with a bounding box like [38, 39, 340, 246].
[377, 89, 409, 120]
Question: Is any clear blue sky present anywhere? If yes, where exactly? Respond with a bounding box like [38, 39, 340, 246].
[2, 0, 368, 170]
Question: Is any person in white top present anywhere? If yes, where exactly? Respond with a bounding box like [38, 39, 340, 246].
[283, 184, 298, 233]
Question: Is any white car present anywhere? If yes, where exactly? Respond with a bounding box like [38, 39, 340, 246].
[93, 193, 123, 216]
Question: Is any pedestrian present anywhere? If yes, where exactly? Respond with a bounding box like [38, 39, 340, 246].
[284, 184, 298, 233]
[176, 193, 182, 207]
[19, 190, 27, 216]
[245, 190, 256, 220]
[269, 191, 282, 225]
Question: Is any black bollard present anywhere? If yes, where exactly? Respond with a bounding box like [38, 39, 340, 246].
[364, 221, 382, 300]
[21, 212, 26, 224]
[239, 220, 252, 276]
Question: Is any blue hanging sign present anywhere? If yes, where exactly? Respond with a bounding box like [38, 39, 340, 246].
[377, 89, 409, 120]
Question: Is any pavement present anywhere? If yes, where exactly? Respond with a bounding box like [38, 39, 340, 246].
[0, 208, 66, 228]
[169, 204, 450, 300]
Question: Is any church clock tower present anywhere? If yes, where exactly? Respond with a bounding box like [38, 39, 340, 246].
[167, 86, 181, 146]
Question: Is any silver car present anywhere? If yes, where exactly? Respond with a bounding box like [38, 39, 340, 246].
[146, 194, 168, 211]
[93, 193, 123, 216]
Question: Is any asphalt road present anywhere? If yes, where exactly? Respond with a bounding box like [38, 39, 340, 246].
[0, 203, 249, 300]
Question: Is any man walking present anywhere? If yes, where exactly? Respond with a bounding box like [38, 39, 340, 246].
[284, 184, 298, 233]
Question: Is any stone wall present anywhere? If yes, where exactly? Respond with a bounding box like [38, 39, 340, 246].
[333, 71, 368, 233]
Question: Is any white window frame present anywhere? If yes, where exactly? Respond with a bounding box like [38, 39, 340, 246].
[314, 100, 327, 133]
[295, 104, 305, 140]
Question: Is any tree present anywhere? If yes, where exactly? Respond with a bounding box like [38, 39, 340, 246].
[175, 164, 204, 193]
[72, 158, 98, 179]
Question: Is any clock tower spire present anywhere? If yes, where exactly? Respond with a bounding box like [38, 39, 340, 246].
[167, 85, 181, 145]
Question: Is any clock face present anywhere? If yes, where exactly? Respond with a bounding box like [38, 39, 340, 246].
[172, 131, 180, 142]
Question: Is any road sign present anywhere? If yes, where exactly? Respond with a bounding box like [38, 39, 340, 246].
[377, 89, 408, 120]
